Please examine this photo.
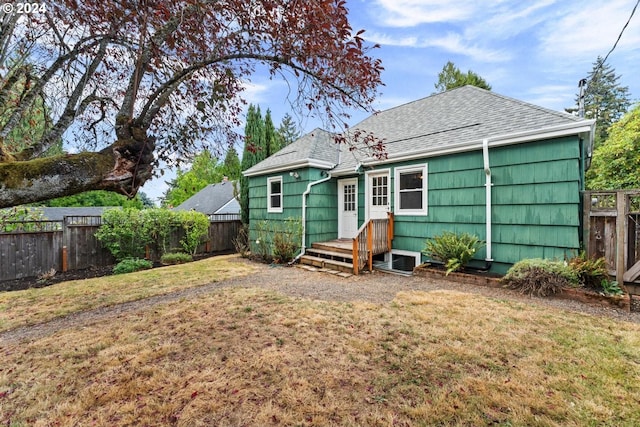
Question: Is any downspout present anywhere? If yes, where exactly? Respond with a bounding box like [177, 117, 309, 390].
[291, 170, 333, 264]
[482, 138, 494, 268]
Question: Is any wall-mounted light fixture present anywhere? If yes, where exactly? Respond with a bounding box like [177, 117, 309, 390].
[289, 171, 299, 179]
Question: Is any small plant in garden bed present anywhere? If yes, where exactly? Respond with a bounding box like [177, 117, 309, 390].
[160, 252, 193, 265]
[113, 258, 153, 275]
[600, 279, 624, 296]
[503, 258, 579, 297]
[422, 231, 485, 275]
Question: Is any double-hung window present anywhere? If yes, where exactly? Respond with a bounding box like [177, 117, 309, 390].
[394, 164, 427, 215]
[267, 176, 283, 213]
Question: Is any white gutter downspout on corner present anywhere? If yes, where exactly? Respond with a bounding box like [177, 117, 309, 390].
[482, 138, 494, 264]
[291, 170, 333, 263]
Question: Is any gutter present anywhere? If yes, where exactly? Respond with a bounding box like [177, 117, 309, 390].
[482, 138, 493, 268]
[353, 120, 596, 169]
[291, 170, 334, 264]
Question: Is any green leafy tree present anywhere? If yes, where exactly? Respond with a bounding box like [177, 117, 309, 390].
[240, 104, 266, 224]
[434, 61, 491, 93]
[577, 56, 631, 147]
[586, 104, 640, 190]
[44, 190, 144, 208]
[277, 113, 301, 148]
[162, 150, 221, 207]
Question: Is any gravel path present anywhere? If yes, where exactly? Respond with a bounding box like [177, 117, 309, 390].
[1, 256, 638, 345]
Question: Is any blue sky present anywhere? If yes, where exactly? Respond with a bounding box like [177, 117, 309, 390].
[141, 0, 640, 203]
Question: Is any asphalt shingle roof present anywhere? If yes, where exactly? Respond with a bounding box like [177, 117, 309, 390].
[243, 128, 339, 175]
[174, 180, 238, 215]
[245, 86, 590, 177]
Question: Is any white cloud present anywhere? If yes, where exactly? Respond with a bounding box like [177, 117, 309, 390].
[539, 0, 640, 60]
[371, 0, 481, 27]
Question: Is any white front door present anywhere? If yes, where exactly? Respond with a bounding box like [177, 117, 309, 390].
[338, 178, 358, 238]
[367, 170, 390, 220]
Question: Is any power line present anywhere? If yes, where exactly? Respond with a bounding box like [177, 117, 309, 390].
[599, 0, 639, 70]
[578, 0, 639, 116]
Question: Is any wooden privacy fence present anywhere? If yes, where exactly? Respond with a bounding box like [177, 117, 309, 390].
[583, 190, 640, 293]
[0, 215, 241, 282]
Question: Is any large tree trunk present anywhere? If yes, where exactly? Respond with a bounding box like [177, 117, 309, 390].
[0, 136, 155, 208]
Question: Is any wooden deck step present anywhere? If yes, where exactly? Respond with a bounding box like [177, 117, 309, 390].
[305, 247, 353, 261]
[311, 240, 353, 255]
[300, 255, 353, 274]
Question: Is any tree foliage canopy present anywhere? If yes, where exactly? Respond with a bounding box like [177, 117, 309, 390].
[0, 0, 383, 208]
[434, 61, 491, 93]
[586, 104, 640, 190]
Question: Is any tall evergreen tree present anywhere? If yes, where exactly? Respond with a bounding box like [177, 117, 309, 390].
[277, 113, 300, 148]
[434, 61, 491, 93]
[578, 56, 631, 147]
[222, 146, 241, 180]
[264, 109, 279, 155]
[240, 105, 266, 224]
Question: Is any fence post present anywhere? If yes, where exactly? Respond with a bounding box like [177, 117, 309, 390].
[582, 192, 591, 257]
[62, 246, 68, 272]
[616, 191, 626, 285]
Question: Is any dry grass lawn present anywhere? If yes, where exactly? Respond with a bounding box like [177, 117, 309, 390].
[0, 254, 257, 332]
[1, 280, 639, 426]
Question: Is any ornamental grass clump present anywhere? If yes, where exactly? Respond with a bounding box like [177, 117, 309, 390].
[503, 258, 579, 297]
[160, 252, 193, 265]
[422, 231, 485, 275]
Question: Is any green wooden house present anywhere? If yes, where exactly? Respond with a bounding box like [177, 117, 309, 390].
[243, 86, 595, 275]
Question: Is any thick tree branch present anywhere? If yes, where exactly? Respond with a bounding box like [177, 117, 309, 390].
[0, 133, 155, 208]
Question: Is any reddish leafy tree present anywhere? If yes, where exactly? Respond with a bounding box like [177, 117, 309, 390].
[0, 0, 383, 208]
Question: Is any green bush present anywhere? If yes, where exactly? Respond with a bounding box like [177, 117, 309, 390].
[113, 258, 153, 275]
[252, 217, 303, 264]
[160, 252, 193, 265]
[272, 217, 302, 263]
[567, 252, 608, 288]
[177, 210, 210, 255]
[422, 231, 485, 275]
[96, 208, 148, 261]
[503, 259, 579, 297]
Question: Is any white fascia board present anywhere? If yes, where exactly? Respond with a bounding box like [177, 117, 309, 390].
[360, 120, 596, 167]
[243, 159, 336, 177]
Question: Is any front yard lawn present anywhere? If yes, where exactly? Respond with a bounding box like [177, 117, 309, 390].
[1, 277, 639, 426]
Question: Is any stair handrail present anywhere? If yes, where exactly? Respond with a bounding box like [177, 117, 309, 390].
[352, 212, 394, 275]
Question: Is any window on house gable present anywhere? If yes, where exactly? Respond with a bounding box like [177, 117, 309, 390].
[267, 176, 283, 213]
[395, 164, 427, 215]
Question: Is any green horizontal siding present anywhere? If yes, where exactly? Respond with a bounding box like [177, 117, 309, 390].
[382, 136, 582, 273]
[248, 168, 337, 254]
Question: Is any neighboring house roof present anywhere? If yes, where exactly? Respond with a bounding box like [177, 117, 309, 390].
[42, 207, 116, 221]
[174, 180, 239, 215]
[243, 128, 339, 176]
[244, 86, 595, 177]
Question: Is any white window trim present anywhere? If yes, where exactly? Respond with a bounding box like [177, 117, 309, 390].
[267, 176, 283, 213]
[394, 164, 428, 216]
